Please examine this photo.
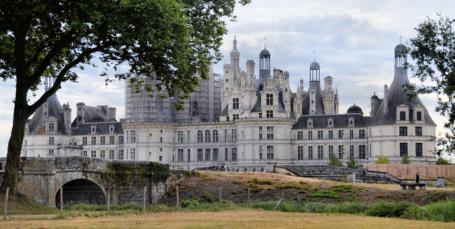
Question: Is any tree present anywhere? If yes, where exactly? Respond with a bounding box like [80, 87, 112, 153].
[408, 15, 455, 156]
[0, 0, 249, 194]
[329, 153, 343, 167]
[346, 157, 360, 169]
[401, 155, 410, 164]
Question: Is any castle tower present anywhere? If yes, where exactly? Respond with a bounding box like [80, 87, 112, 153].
[322, 76, 336, 114]
[259, 44, 271, 87]
[230, 36, 240, 82]
[309, 60, 323, 115]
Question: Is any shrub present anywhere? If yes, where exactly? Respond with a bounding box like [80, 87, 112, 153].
[376, 156, 390, 164]
[180, 198, 200, 208]
[329, 153, 343, 167]
[425, 200, 455, 222]
[366, 201, 414, 218]
[249, 183, 261, 193]
[275, 183, 301, 190]
[249, 178, 274, 185]
[307, 190, 340, 199]
[402, 205, 429, 220]
[335, 202, 368, 214]
[232, 179, 243, 184]
[330, 185, 353, 193]
[346, 157, 360, 169]
[436, 157, 450, 165]
[401, 155, 410, 164]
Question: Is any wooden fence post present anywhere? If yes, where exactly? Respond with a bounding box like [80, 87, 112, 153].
[247, 187, 250, 208]
[60, 186, 63, 211]
[219, 187, 222, 205]
[3, 187, 9, 221]
[143, 186, 147, 211]
[107, 187, 111, 211]
[176, 186, 180, 208]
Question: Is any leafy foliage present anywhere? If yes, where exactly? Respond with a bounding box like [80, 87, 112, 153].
[346, 157, 360, 169]
[436, 157, 450, 165]
[103, 162, 170, 186]
[401, 155, 410, 164]
[408, 15, 455, 155]
[376, 156, 390, 164]
[328, 152, 343, 167]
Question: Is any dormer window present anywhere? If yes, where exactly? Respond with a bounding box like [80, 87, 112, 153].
[91, 125, 97, 134]
[327, 118, 334, 128]
[307, 119, 313, 128]
[416, 111, 422, 121]
[348, 117, 355, 127]
[109, 125, 115, 134]
[400, 111, 406, 121]
[266, 94, 273, 106]
[48, 122, 55, 132]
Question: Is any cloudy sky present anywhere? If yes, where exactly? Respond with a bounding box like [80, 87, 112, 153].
[0, 0, 454, 158]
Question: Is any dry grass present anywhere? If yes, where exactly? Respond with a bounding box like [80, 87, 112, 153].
[1, 210, 455, 229]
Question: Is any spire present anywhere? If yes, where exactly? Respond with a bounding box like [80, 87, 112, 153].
[233, 35, 238, 50]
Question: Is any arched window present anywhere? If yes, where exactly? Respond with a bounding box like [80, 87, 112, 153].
[197, 130, 203, 143]
[213, 130, 219, 143]
[205, 130, 211, 143]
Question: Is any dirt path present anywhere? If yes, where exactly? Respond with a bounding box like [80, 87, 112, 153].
[1, 210, 454, 229]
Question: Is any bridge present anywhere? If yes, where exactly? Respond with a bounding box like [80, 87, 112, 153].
[0, 157, 175, 207]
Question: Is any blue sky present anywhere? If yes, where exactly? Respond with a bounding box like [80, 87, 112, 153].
[0, 0, 454, 159]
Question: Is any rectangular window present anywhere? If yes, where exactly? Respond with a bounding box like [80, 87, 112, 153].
[267, 126, 274, 140]
[266, 146, 274, 160]
[178, 149, 184, 162]
[49, 137, 54, 145]
[308, 131, 313, 140]
[119, 136, 124, 144]
[118, 150, 124, 160]
[359, 130, 366, 139]
[233, 114, 239, 121]
[187, 149, 191, 161]
[399, 127, 408, 136]
[338, 145, 344, 159]
[48, 123, 55, 132]
[213, 148, 219, 161]
[259, 127, 263, 140]
[205, 149, 211, 161]
[130, 148, 135, 160]
[232, 129, 237, 142]
[297, 131, 303, 140]
[338, 130, 344, 139]
[225, 148, 229, 161]
[259, 145, 263, 160]
[160, 137, 163, 143]
[400, 143, 408, 157]
[317, 130, 323, 140]
[83, 150, 87, 157]
[350, 145, 354, 158]
[359, 145, 366, 159]
[101, 136, 105, 145]
[400, 111, 406, 121]
[308, 146, 313, 160]
[159, 156, 162, 161]
[233, 98, 239, 110]
[417, 111, 422, 121]
[259, 113, 262, 118]
[178, 131, 184, 144]
[48, 149, 54, 156]
[213, 130, 219, 142]
[82, 137, 87, 145]
[266, 94, 273, 106]
[100, 150, 105, 159]
[130, 130, 136, 143]
[317, 145, 324, 160]
[91, 150, 96, 158]
[109, 150, 114, 160]
[349, 130, 354, 139]
[266, 110, 273, 118]
[328, 130, 333, 139]
[197, 149, 203, 161]
[91, 136, 96, 145]
[329, 145, 334, 155]
[110, 136, 115, 144]
[416, 143, 423, 157]
[415, 127, 422, 136]
[197, 130, 203, 143]
[297, 146, 304, 160]
[187, 130, 191, 143]
[224, 129, 228, 143]
[232, 148, 237, 161]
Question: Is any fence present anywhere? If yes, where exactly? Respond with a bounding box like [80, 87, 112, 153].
[363, 164, 455, 178]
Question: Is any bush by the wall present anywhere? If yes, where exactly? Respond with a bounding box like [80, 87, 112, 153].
[376, 156, 390, 164]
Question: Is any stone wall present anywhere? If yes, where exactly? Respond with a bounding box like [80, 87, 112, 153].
[364, 164, 455, 178]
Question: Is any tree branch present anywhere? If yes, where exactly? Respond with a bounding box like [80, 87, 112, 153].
[27, 43, 111, 115]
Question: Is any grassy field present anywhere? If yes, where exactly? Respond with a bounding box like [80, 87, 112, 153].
[1, 210, 455, 229]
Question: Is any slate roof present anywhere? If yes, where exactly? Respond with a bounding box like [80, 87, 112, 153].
[71, 122, 123, 135]
[71, 105, 115, 127]
[28, 93, 67, 135]
[292, 114, 370, 129]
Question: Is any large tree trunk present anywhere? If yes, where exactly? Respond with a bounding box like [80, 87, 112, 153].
[1, 104, 28, 194]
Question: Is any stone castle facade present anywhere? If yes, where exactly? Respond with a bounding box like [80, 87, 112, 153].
[22, 38, 437, 172]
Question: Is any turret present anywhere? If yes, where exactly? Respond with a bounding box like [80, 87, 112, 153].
[259, 44, 271, 86]
[108, 107, 116, 121]
[230, 36, 240, 81]
[76, 102, 86, 123]
[63, 103, 71, 133]
[370, 92, 379, 116]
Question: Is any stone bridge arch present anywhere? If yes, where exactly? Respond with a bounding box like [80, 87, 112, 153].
[52, 171, 107, 208]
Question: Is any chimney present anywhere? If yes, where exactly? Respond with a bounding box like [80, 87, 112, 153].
[383, 85, 388, 113]
[324, 76, 333, 90]
[63, 103, 72, 134]
[246, 60, 255, 75]
[108, 107, 117, 121]
[76, 102, 86, 123]
[97, 105, 108, 121]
